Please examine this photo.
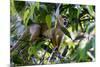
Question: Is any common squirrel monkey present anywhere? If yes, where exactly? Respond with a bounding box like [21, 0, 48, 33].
[29, 15, 68, 50]
[29, 4, 68, 49]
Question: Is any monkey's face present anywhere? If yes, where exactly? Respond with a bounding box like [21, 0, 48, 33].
[62, 17, 68, 27]
[57, 15, 68, 28]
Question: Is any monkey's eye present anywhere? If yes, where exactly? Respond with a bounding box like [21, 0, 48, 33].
[64, 18, 66, 21]
[64, 21, 67, 25]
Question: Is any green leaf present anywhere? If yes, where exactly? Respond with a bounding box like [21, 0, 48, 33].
[28, 46, 37, 57]
[30, 4, 35, 15]
[69, 7, 78, 18]
[77, 7, 81, 18]
[23, 4, 35, 26]
[61, 26, 72, 39]
[45, 15, 51, 29]
[40, 5, 48, 12]
[87, 6, 95, 17]
[35, 2, 40, 10]
[10, 0, 16, 16]
[78, 48, 88, 61]
[86, 37, 95, 51]
[77, 36, 95, 61]
[86, 23, 95, 34]
[23, 9, 30, 26]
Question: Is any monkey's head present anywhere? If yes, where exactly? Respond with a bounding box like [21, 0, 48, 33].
[57, 15, 68, 28]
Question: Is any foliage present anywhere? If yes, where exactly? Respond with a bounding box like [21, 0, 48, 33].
[10, 0, 95, 66]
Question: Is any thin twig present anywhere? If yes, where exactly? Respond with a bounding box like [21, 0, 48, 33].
[47, 46, 57, 64]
